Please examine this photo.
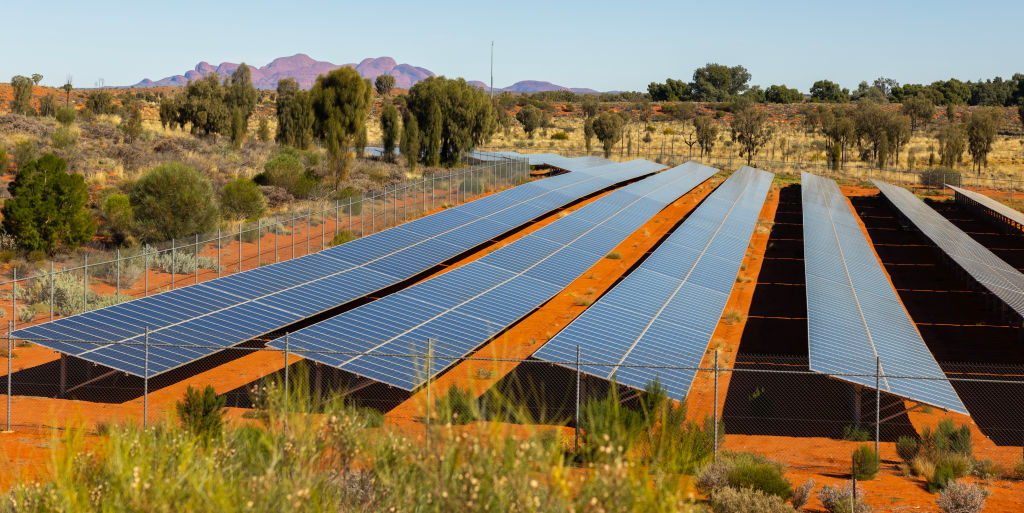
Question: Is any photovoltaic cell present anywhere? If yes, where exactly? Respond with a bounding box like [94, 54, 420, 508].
[803, 173, 965, 414]
[13, 154, 662, 378]
[533, 166, 774, 400]
[269, 162, 720, 390]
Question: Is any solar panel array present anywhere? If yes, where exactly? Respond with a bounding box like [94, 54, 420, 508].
[533, 166, 774, 400]
[948, 185, 1024, 231]
[269, 162, 719, 390]
[804, 173, 966, 413]
[873, 179, 1024, 316]
[13, 157, 664, 378]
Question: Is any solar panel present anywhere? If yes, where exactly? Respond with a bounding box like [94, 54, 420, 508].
[873, 179, 1024, 317]
[14, 157, 664, 378]
[533, 166, 774, 400]
[947, 185, 1024, 232]
[803, 173, 966, 413]
[269, 162, 719, 390]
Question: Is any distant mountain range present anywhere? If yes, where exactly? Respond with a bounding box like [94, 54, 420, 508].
[132, 54, 600, 93]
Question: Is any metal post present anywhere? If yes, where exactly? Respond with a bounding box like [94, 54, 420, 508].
[6, 320, 12, 432]
[115, 248, 120, 303]
[359, 195, 364, 236]
[171, 238, 175, 290]
[257, 219, 261, 268]
[284, 332, 289, 431]
[426, 338, 432, 452]
[239, 224, 243, 271]
[714, 349, 719, 461]
[321, 203, 326, 250]
[575, 345, 581, 453]
[275, 216, 279, 263]
[82, 256, 87, 313]
[306, 207, 310, 255]
[875, 356, 881, 455]
[335, 199, 340, 237]
[851, 458, 857, 511]
[291, 217, 296, 259]
[49, 261, 54, 321]
[217, 228, 222, 278]
[11, 268, 16, 332]
[348, 196, 353, 235]
[194, 233, 199, 284]
[371, 193, 375, 233]
[144, 326, 149, 430]
[144, 250, 149, 297]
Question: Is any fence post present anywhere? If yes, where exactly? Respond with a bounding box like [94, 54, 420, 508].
[115, 248, 120, 303]
[371, 193, 375, 233]
[306, 207, 310, 255]
[6, 320, 12, 432]
[575, 344, 581, 454]
[348, 196, 353, 235]
[284, 332, 289, 433]
[275, 216, 279, 263]
[144, 250, 149, 297]
[714, 349, 719, 461]
[143, 326, 149, 430]
[335, 199, 340, 238]
[194, 233, 199, 284]
[171, 238, 176, 290]
[322, 202, 326, 249]
[291, 217, 296, 260]
[239, 224, 243, 271]
[875, 356, 881, 456]
[217, 228, 222, 278]
[82, 256, 87, 313]
[49, 261, 54, 322]
[426, 338, 432, 452]
[257, 219, 261, 269]
[851, 458, 857, 510]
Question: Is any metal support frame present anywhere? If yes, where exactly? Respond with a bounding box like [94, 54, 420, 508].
[714, 349, 720, 460]
[143, 326, 149, 429]
[171, 238, 176, 290]
[575, 345, 580, 454]
[194, 233, 199, 284]
[6, 321, 12, 432]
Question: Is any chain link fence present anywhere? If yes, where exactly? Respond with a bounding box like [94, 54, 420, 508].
[4, 337, 1024, 461]
[0, 156, 529, 335]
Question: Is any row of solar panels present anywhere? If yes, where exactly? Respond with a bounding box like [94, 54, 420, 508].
[272, 162, 720, 390]
[13, 153, 664, 377]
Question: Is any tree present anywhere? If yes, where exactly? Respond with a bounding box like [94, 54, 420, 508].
[262, 152, 304, 193]
[55, 105, 76, 127]
[901, 93, 934, 133]
[851, 81, 888, 103]
[930, 78, 972, 105]
[31, 74, 42, 86]
[85, 90, 115, 116]
[119, 104, 144, 143]
[2, 154, 95, 253]
[180, 73, 229, 135]
[583, 118, 595, 153]
[380, 102, 400, 163]
[731, 106, 773, 166]
[592, 112, 625, 158]
[966, 108, 1002, 173]
[230, 108, 245, 148]
[872, 77, 899, 99]
[99, 193, 133, 245]
[516, 105, 544, 138]
[693, 115, 718, 158]
[257, 117, 271, 142]
[158, 96, 180, 129]
[937, 123, 967, 169]
[810, 80, 849, 103]
[581, 95, 600, 118]
[375, 74, 396, 97]
[9, 76, 35, 116]
[400, 109, 420, 169]
[130, 162, 219, 241]
[220, 177, 267, 220]
[275, 78, 314, 149]
[38, 94, 58, 117]
[61, 77, 73, 107]
[405, 76, 496, 166]
[765, 84, 803, 104]
[309, 67, 372, 184]
[226, 64, 257, 126]
[648, 78, 692, 101]
[691, 63, 750, 101]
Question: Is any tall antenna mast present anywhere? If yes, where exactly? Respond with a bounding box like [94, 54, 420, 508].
[489, 41, 494, 101]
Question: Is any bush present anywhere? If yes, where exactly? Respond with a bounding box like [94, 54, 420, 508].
[842, 424, 871, 442]
[792, 478, 815, 510]
[434, 385, 477, 425]
[2, 154, 95, 253]
[459, 177, 484, 195]
[936, 481, 989, 513]
[727, 461, 793, 500]
[220, 178, 267, 220]
[696, 452, 781, 494]
[263, 153, 303, 192]
[330, 231, 355, 247]
[175, 385, 226, 439]
[818, 481, 871, 513]
[852, 445, 879, 480]
[970, 459, 999, 480]
[130, 162, 219, 242]
[143, 245, 220, 275]
[605, 252, 622, 259]
[929, 462, 956, 493]
[55, 106, 76, 126]
[709, 486, 793, 513]
[550, 131, 569, 140]
[896, 435, 920, 463]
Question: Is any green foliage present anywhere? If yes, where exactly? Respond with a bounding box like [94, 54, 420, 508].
[380, 103, 400, 163]
[896, 435, 921, 463]
[2, 154, 95, 253]
[966, 107, 1002, 173]
[648, 78, 693, 102]
[374, 74, 396, 97]
[310, 67, 372, 183]
[459, 177, 483, 195]
[400, 109, 420, 169]
[765, 84, 803, 103]
[709, 486, 793, 513]
[920, 167, 960, 187]
[434, 385, 477, 425]
[275, 78, 314, 149]
[118, 104, 144, 143]
[50, 127, 78, 151]
[262, 152, 304, 191]
[727, 462, 793, 500]
[38, 93, 58, 117]
[230, 107, 245, 149]
[220, 178, 267, 220]
[0, 143, 7, 173]
[936, 481, 990, 513]
[130, 162, 219, 241]
[901, 93, 935, 132]
[818, 482, 871, 513]
[406, 76, 496, 166]
[55, 106, 76, 126]
[691, 63, 751, 101]
[225, 63, 258, 129]
[9, 75, 35, 116]
[592, 112, 625, 158]
[100, 193, 134, 244]
[938, 122, 968, 169]
[581, 94, 600, 118]
[694, 115, 719, 158]
[731, 106, 773, 165]
[180, 74, 229, 136]
[583, 118, 595, 152]
[85, 90, 115, 116]
[330, 230, 355, 247]
[158, 96, 181, 129]
[852, 445, 879, 480]
[549, 131, 568, 140]
[929, 462, 956, 493]
[810, 80, 850, 103]
[257, 117, 271, 142]
[843, 424, 871, 442]
[176, 385, 227, 440]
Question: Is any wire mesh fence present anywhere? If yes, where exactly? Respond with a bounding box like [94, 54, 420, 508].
[0, 156, 529, 335]
[4, 337, 1024, 462]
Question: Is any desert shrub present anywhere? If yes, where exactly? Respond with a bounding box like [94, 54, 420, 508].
[1012, 459, 1024, 480]
[637, 382, 718, 474]
[12, 140, 37, 170]
[49, 127, 78, 151]
[896, 435, 921, 463]
[935, 481, 989, 513]
[99, 193, 135, 245]
[970, 459, 999, 480]
[3, 154, 95, 253]
[16, 305, 35, 324]
[262, 152, 303, 189]
[142, 245, 220, 275]
[934, 419, 972, 456]
[259, 186, 293, 208]
[55, 106, 76, 126]
[98, 257, 144, 289]
[842, 424, 871, 442]
[727, 461, 793, 500]
[131, 162, 219, 242]
[792, 478, 815, 510]
[852, 445, 879, 480]
[176, 385, 226, 440]
[605, 252, 622, 259]
[818, 481, 871, 513]
[220, 178, 267, 220]
[550, 131, 569, 140]
[331, 231, 355, 247]
[929, 462, 957, 493]
[709, 486, 793, 513]
[459, 176, 484, 195]
[696, 451, 782, 494]
[434, 385, 477, 425]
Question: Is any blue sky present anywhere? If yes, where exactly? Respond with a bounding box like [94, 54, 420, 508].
[3, 0, 1020, 92]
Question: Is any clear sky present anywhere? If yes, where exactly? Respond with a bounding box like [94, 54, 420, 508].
[3, 0, 1020, 92]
